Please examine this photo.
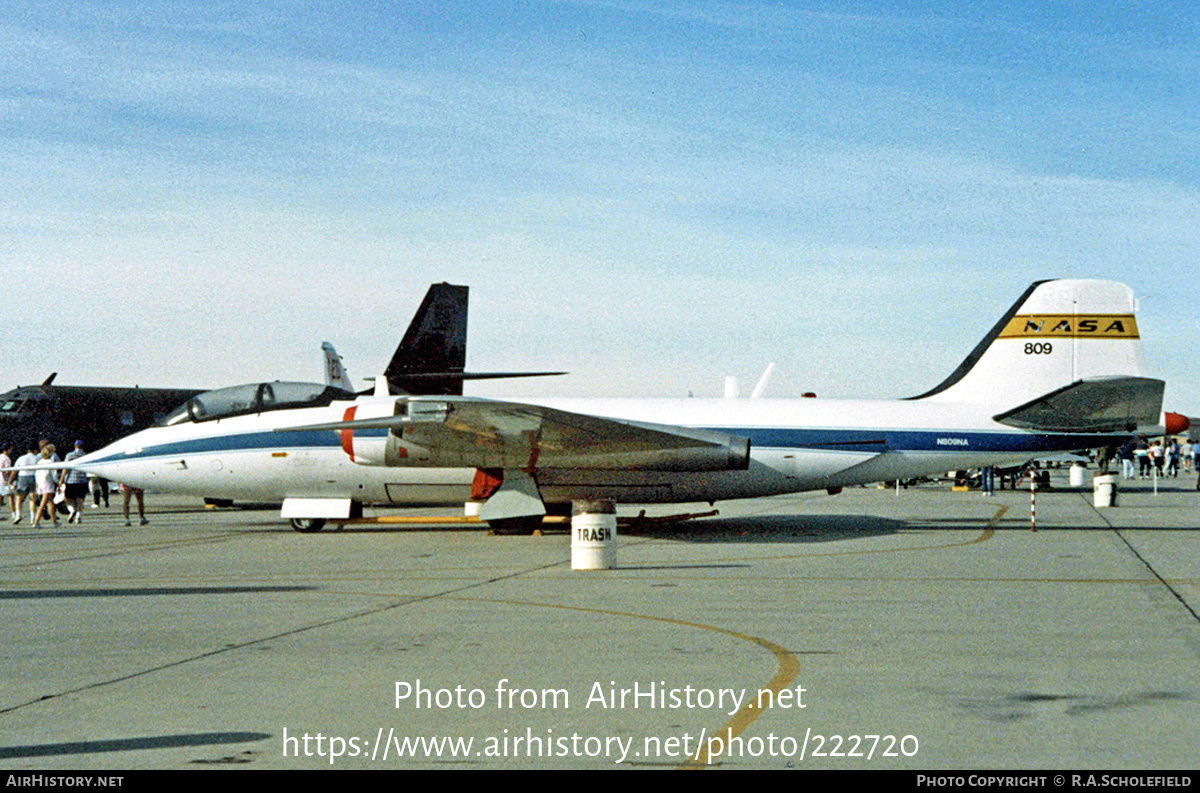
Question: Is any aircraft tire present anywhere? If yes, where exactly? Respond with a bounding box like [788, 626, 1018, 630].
[487, 515, 543, 535]
[290, 518, 326, 533]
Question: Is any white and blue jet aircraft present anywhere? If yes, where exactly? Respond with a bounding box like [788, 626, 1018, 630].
[56, 279, 1166, 531]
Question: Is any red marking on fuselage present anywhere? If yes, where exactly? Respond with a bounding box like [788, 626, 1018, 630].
[471, 468, 503, 500]
[340, 406, 358, 461]
[524, 445, 539, 473]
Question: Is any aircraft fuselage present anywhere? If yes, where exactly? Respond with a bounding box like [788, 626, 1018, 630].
[72, 393, 1124, 507]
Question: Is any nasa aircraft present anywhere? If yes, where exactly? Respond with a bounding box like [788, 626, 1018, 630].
[49, 280, 1167, 532]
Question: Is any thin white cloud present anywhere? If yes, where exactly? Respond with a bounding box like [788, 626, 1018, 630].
[1, 3, 1197, 411]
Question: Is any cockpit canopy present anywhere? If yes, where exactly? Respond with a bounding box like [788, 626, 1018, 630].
[163, 382, 355, 425]
[0, 397, 30, 416]
[0, 390, 47, 418]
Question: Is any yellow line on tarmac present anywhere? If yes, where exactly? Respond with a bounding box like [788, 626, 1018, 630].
[680, 631, 798, 769]
[348, 515, 484, 525]
[450, 510, 1003, 766]
[796, 505, 1004, 557]
[460, 594, 800, 770]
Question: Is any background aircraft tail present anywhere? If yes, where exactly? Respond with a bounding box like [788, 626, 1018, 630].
[321, 342, 354, 391]
[383, 282, 566, 396]
[385, 283, 469, 396]
[911, 279, 1162, 429]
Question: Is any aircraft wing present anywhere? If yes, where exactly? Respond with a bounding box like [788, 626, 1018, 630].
[286, 396, 751, 472]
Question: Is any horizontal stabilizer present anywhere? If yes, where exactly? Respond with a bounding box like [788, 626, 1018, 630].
[391, 370, 567, 384]
[380, 283, 566, 395]
[992, 377, 1164, 433]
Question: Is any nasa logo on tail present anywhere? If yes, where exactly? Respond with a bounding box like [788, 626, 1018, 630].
[999, 314, 1139, 338]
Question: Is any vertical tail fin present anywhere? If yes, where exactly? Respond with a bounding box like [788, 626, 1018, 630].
[321, 342, 354, 392]
[385, 283, 469, 396]
[382, 282, 567, 396]
[912, 279, 1153, 413]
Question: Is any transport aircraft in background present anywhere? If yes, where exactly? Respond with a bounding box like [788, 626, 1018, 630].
[35, 280, 1172, 532]
[1, 282, 560, 458]
[0, 374, 203, 453]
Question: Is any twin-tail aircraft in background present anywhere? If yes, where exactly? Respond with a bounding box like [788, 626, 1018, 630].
[43, 280, 1170, 532]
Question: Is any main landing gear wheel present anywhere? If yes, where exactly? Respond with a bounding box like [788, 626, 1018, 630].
[487, 515, 544, 535]
[290, 518, 326, 533]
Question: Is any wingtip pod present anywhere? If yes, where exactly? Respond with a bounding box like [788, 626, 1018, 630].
[1164, 412, 1190, 436]
[913, 279, 1153, 414]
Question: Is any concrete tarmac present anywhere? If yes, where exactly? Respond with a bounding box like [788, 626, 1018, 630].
[1, 469, 1197, 770]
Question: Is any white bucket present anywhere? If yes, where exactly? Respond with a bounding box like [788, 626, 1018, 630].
[1093, 474, 1118, 508]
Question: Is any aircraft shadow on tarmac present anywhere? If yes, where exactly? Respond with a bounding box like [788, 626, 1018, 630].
[307, 512, 908, 542]
[199, 507, 1019, 538]
[622, 513, 904, 543]
[0, 586, 317, 600]
[0, 731, 271, 760]
[939, 689, 1190, 724]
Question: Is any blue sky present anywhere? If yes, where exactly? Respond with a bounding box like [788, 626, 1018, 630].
[4, 1, 1198, 415]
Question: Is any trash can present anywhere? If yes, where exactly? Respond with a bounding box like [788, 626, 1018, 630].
[1093, 474, 1118, 508]
[1069, 464, 1087, 487]
[571, 500, 617, 570]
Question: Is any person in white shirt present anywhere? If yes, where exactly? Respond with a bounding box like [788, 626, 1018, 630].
[31, 443, 61, 528]
[63, 441, 89, 523]
[0, 441, 14, 520]
[13, 442, 41, 524]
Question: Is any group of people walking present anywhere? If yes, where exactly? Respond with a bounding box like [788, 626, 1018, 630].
[1116, 437, 1198, 481]
[0, 439, 146, 527]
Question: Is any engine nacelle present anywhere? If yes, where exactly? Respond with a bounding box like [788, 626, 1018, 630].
[338, 401, 407, 466]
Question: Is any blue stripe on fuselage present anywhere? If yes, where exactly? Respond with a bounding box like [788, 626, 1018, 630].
[85, 428, 389, 465]
[86, 425, 1118, 466]
[721, 427, 1121, 453]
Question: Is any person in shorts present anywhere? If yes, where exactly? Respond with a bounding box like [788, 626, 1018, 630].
[13, 442, 41, 524]
[32, 443, 61, 528]
[63, 440, 90, 523]
[120, 482, 147, 526]
[0, 441, 14, 521]
[89, 473, 110, 508]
